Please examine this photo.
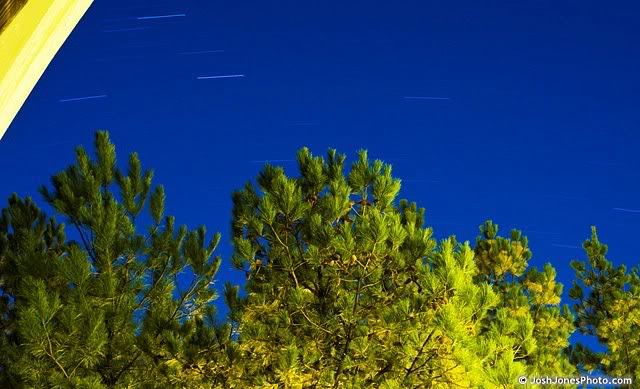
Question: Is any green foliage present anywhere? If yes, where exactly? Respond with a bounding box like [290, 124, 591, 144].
[2, 136, 638, 388]
[473, 222, 576, 385]
[226, 148, 575, 387]
[569, 227, 640, 385]
[0, 132, 225, 387]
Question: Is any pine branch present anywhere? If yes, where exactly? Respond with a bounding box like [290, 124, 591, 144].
[404, 328, 436, 381]
[41, 318, 72, 383]
[135, 254, 170, 311]
[267, 222, 299, 288]
[73, 221, 96, 263]
[295, 308, 332, 335]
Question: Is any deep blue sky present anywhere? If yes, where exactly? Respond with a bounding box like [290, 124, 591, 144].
[1, 1, 639, 336]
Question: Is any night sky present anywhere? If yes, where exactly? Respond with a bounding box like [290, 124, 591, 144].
[1, 1, 639, 339]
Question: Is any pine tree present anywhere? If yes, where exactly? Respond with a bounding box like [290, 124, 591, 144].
[569, 227, 640, 386]
[0, 131, 226, 388]
[225, 148, 574, 388]
[473, 221, 576, 386]
[5, 135, 638, 388]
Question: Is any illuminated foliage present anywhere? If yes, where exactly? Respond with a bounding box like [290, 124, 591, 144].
[226, 149, 575, 387]
[473, 222, 576, 385]
[2, 136, 638, 388]
[569, 227, 640, 385]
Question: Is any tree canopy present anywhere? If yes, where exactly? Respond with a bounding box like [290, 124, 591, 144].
[226, 148, 577, 388]
[569, 227, 640, 383]
[0, 132, 638, 388]
[0, 132, 225, 387]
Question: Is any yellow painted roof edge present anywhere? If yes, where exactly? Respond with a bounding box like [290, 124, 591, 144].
[0, 0, 93, 141]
